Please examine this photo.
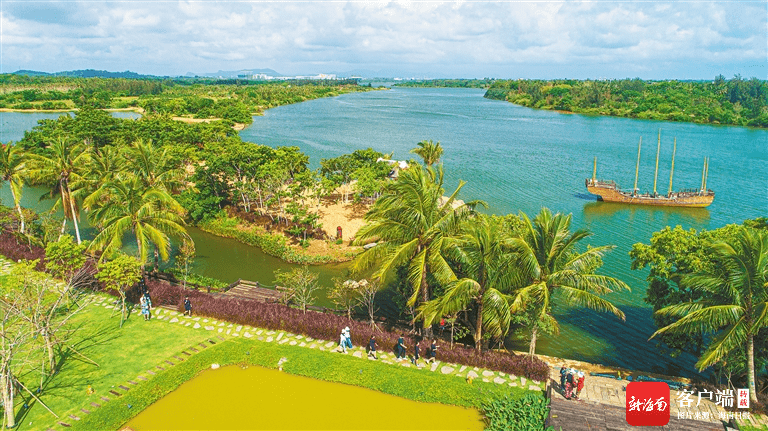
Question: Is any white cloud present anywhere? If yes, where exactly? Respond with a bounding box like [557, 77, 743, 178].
[0, 0, 764, 78]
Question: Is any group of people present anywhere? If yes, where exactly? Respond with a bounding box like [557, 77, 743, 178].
[559, 365, 586, 400]
[340, 329, 439, 365]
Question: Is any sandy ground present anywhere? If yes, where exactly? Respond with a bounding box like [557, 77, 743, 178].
[315, 198, 369, 242]
[171, 116, 246, 130]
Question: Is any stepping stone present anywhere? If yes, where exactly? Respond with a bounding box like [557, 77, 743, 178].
[203, 319, 209, 322]
[279, 338, 289, 344]
[193, 317, 200, 321]
[137, 376, 148, 381]
[309, 343, 317, 349]
[266, 336, 274, 342]
[109, 390, 121, 396]
[58, 422, 71, 427]
[295, 334, 302, 339]
[257, 330, 263, 335]
[182, 351, 192, 356]
[299, 342, 306, 347]
[508, 374, 517, 381]
[441, 366, 455, 374]
[193, 323, 201, 329]
[227, 324, 233, 328]
[244, 332, 252, 338]
[401, 362, 411, 367]
[498, 372, 504, 376]
[226, 329, 231, 335]
[277, 333, 284, 341]
[147, 370, 156, 375]
[210, 339, 217, 344]
[204, 326, 214, 330]
[118, 385, 130, 391]
[467, 370, 479, 379]
[236, 326, 242, 332]
[306, 337, 313, 341]
[267, 331, 275, 335]
[212, 321, 218, 325]
[483, 378, 490, 383]
[165, 360, 174, 366]
[218, 322, 225, 327]
[173, 355, 184, 361]
[189, 347, 198, 352]
[319, 346, 325, 351]
[459, 366, 467, 373]
[199, 343, 208, 348]
[157, 365, 165, 370]
[100, 396, 111, 402]
[169, 318, 179, 323]
[105, 305, 113, 309]
[325, 342, 335, 348]
[520, 377, 527, 386]
[430, 362, 439, 372]
[218, 328, 223, 333]
[232, 332, 239, 337]
[185, 322, 191, 327]
[482, 370, 494, 377]
[509, 382, 517, 387]
[90, 402, 101, 408]
[128, 380, 138, 385]
[529, 385, 542, 391]
[289, 340, 297, 346]
[383, 360, 392, 364]
[81, 408, 91, 414]
[532, 380, 540, 386]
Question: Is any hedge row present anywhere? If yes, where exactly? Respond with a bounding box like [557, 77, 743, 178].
[147, 281, 551, 381]
[0, 230, 46, 271]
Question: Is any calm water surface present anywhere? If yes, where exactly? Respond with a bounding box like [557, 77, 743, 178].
[240, 88, 768, 377]
[2, 90, 766, 376]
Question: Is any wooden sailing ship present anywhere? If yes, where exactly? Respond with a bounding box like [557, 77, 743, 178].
[585, 131, 715, 208]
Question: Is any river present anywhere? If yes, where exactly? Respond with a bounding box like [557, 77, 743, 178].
[1, 91, 766, 377]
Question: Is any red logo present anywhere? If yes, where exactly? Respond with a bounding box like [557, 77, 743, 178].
[626, 382, 670, 426]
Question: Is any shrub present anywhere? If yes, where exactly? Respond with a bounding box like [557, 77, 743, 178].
[483, 392, 553, 431]
[0, 230, 46, 271]
[146, 281, 550, 381]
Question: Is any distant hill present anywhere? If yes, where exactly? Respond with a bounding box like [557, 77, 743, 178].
[12, 69, 168, 79]
[186, 68, 283, 78]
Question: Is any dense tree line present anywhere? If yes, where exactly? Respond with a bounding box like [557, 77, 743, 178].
[486, 76, 768, 128]
[393, 79, 495, 89]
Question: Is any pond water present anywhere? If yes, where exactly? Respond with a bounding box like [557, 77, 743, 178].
[124, 365, 483, 430]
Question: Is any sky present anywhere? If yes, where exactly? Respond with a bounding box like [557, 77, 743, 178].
[1, 1, 766, 80]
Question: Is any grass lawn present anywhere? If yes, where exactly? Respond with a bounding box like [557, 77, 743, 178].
[13, 295, 212, 431]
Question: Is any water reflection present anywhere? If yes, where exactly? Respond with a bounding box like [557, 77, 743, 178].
[582, 201, 710, 225]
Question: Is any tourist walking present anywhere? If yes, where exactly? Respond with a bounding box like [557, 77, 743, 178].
[183, 296, 192, 316]
[412, 341, 421, 365]
[338, 329, 348, 353]
[368, 335, 378, 359]
[565, 369, 575, 400]
[140, 296, 150, 321]
[396, 334, 407, 360]
[559, 364, 567, 392]
[427, 339, 438, 364]
[576, 372, 585, 399]
[344, 327, 353, 349]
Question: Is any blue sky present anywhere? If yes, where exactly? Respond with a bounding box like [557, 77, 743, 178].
[1, 1, 765, 79]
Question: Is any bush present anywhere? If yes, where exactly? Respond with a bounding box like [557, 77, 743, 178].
[0, 230, 46, 271]
[483, 392, 553, 431]
[146, 282, 550, 381]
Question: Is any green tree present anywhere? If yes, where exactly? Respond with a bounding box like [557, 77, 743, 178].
[44, 234, 87, 282]
[95, 254, 142, 328]
[353, 165, 484, 317]
[418, 215, 515, 351]
[650, 227, 767, 404]
[410, 140, 444, 167]
[0, 144, 27, 233]
[84, 176, 189, 267]
[124, 139, 185, 193]
[27, 137, 90, 244]
[274, 266, 319, 314]
[509, 208, 629, 356]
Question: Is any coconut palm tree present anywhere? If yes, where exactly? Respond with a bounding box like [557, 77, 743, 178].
[509, 208, 630, 357]
[651, 227, 767, 404]
[0, 144, 27, 233]
[418, 215, 515, 351]
[123, 139, 185, 193]
[84, 175, 189, 267]
[353, 165, 484, 313]
[410, 140, 443, 167]
[84, 145, 124, 197]
[26, 137, 90, 243]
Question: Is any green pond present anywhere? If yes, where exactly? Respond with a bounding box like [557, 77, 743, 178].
[1, 89, 766, 378]
[124, 365, 484, 430]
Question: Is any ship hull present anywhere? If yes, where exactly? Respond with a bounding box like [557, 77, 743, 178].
[586, 182, 714, 208]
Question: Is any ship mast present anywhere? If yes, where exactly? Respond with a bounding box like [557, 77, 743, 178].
[703, 157, 710, 192]
[592, 156, 597, 184]
[668, 137, 677, 195]
[700, 157, 707, 192]
[653, 129, 661, 195]
[633, 137, 642, 196]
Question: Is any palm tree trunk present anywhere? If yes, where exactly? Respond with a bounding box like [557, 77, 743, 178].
[747, 333, 758, 403]
[10, 187, 24, 234]
[529, 325, 538, 357]
[1, 366, 15, 429]
[420, 266, 433, 338]
[474, 300, 483, 351]
[67, 187, 82, 244]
